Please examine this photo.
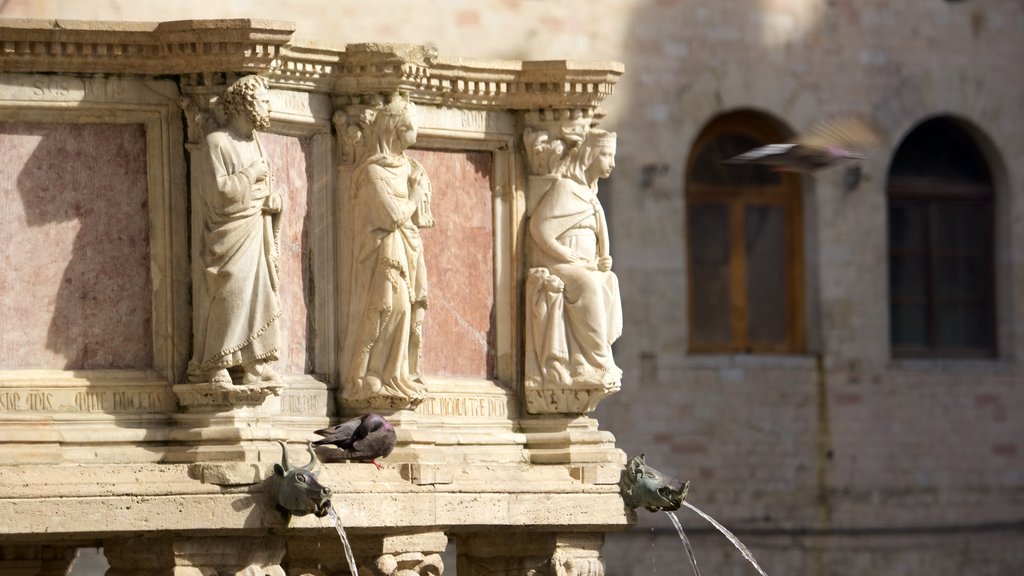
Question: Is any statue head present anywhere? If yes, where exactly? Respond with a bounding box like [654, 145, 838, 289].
[569, 128, 617, 187]
[222, 75, 272, 132]
[366, 91, 417, 156]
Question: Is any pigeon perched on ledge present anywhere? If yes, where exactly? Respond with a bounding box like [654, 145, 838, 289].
[313, 413, 397, 469]
[724, 115, 881, 173]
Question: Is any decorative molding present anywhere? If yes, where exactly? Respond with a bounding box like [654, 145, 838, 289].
[0, 22, 622, 112]
[334, 43, 623, 110]
[0, 19, 293, 75]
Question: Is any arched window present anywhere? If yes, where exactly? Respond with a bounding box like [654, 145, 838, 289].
[887, 117, 995, 357]
[686, 113, 805, 353]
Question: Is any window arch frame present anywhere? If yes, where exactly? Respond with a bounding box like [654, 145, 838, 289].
[685, 112, 806, 354]
[886, 116, 997, 358]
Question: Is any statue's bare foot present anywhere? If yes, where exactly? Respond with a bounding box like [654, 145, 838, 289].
[210, 368, 232, 389]
[242, 362, 282, 390]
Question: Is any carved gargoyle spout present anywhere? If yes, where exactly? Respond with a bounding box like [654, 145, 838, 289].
[620, 453, 689, 512]
[274, 441, 332, 518]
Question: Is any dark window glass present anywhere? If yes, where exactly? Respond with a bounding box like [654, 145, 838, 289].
[745, 204, 787, 344]
[686, 113, 803, 353]
[689, 202, 732, 344]
[887, 118, 995, 357]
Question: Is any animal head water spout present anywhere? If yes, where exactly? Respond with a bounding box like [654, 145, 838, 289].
[620, 453, 689, 512]
[274, 441, 332, 518]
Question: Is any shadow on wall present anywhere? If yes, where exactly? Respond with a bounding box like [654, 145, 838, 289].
[1, 121, 153, 370]
[594, 2, 832, 574]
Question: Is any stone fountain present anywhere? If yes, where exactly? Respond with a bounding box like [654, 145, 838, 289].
[0, 18, 635, 575]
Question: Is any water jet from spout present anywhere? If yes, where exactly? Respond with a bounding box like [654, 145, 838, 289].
[682, 501, 767, 576]
[326, 503, 359, 576]
[665, 511, 701, 576]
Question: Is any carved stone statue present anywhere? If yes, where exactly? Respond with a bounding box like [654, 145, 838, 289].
[187, 75, 283, 393]
[525, 127, 622, 414]
[342, 92, 433, 406]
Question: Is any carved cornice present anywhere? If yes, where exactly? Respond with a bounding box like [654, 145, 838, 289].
[0, 18, 294, 75]
[0, 20, 622, 110]
[334, 43, 623, 110]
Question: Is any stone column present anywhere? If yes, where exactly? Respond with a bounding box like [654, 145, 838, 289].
[288, 530, 447, 576]
[104, 536, 286, 576]
[456, 532, 605, 576]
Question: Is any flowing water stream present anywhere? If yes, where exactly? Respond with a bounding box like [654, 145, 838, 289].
[669, 501, 769, 576]
[665, 510, 701, 576]
[326, 503, 360, 576]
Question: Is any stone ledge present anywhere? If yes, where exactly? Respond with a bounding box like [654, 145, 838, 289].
[0, 462, 633, 539]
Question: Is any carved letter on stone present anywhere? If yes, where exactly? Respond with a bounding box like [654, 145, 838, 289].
[185, 74, 284, 401]
[341, 92, 434, 409]
[524, 114, 622, 415]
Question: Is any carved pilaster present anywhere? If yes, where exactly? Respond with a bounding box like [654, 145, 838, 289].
[105, 536, 286, 576]
[456, 533, 604, 576]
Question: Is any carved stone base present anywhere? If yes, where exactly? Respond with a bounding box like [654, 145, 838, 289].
[165, 389, 286, 464]
[173, 381, 283, 409]
[524, 383, 620, 415]
[520, 416, 626, 466]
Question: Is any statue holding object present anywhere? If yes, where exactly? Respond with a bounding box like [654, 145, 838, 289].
[525, 123, 623, 414]
[186, 75, 284, 395]
[342, 92, 434, 407]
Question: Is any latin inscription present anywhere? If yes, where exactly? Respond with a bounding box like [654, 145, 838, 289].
[31, 78, 72, 97]
[0, 388, 171, 413]
[460, 109, 487, 130]
[0, 391, 54, 412]
[73, 390, 170, 413]
[0, 74, 174, 104]
[281, 392, 326, 415]
[415, 395, 509, 418]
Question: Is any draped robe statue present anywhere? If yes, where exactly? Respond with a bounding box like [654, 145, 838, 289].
[342, 94, 433, 405]
[525, 128, 622, 412]
[188, 75, 283, 390]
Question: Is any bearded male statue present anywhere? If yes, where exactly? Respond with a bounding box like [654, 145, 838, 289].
[187, 75, 283, 390]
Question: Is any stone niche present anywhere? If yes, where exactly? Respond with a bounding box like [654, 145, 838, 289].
[0, 19, 631, 576]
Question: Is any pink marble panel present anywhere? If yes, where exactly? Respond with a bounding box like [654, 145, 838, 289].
[259, 132, 312, 374]
[0, 122, 152, 369]
[407, 149, 495, 378]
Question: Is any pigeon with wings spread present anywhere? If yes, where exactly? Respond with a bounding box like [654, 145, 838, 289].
[313, 413, 396, 469]
[723, 115, 881, 173]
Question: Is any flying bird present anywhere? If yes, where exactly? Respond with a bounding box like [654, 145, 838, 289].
[723, 115, 881, 173]
[313, 413, 397, 469]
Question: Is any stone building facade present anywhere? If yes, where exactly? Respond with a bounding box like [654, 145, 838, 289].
[2, 2, 1023, 575]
